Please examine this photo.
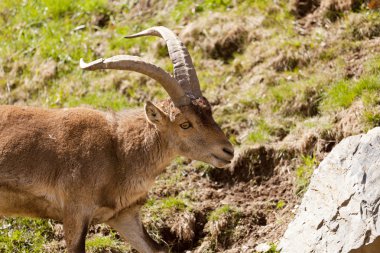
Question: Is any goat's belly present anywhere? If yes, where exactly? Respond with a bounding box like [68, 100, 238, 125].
[0, 185, 62, 220]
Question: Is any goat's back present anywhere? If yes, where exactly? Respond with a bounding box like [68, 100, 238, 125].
[0, 105, 118, 198]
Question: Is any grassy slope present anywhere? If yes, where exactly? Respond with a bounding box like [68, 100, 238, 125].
[1, 0, 380, 252]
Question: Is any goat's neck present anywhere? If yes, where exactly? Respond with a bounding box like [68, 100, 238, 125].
[115, 112, 174, 179]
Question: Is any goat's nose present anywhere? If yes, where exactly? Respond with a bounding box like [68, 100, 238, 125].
[222, 146, 234, 158]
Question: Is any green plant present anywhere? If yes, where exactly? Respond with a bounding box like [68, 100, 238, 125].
[276, 200, 286, 209]
[207, 205, 240, 250]
[296, 155, 318, 196]
[321, 76, 380, 111]
[86, 234, 129, 252]
[143, 196, 190, 219]
[247, 119, 274, 143]
[0, 218, 54, 252]
[363, 110, 380, 129]
[208, 205, 236, 222]
[266, 243, 280, 253]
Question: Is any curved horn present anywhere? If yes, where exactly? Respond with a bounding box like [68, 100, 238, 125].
[80, 55, 190, 107]
[125, 26, 202, 98]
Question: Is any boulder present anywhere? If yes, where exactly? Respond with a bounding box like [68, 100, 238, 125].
[279, 127, 380, 253]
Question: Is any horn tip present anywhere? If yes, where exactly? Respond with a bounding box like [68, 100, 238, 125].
[124, 33, 143, 39]
[79, 58, 87, 69]
[79, 58, 104, 70]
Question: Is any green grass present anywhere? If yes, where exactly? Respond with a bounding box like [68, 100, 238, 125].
[142, 196, 193, 246]
[266, 243, 280, 253]
[321, 76, 380, 111]
[0, 0, 108, 61]
[207, 205, 241, 250]
[145, 196, 188, 213]
[0, 218, 54, 253]
[208, 205, 236, 222]
[363, 110, 380, 129]
[296, 155, 318, 196]
[64, 90, 136, 110]
[269, 82, 296, 106]
[276, 200, 286, 209]
[86, 234, 129, 252]
[170, 0, 233, 22]
[143, 196, 190, 224]
[247, 119, 274, 144]
[0, 218, 129, 253]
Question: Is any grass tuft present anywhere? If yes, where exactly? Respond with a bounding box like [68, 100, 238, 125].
[0, 218, 54, 253]
[85, 234, 129, 252]
[296, 155, 318, 196]
[321, 76, 380, 112]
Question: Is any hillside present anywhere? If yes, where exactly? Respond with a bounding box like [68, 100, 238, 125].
[0, 0, 380, 252]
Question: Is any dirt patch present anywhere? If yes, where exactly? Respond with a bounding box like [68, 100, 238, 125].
[290, 0, 321, 18]
[271, 47, 310, 72]
[180, 13, 263, 62]
[333, 101, 366, 140]
[347, 13, 380, 40]
[32, 59, 57, 85]
[91, 13, 110, 28]
[209, 27, 248, 61]
[293, 0, 365, 26]
[320, 0, 364, 12]
[142, 143, 299, 252]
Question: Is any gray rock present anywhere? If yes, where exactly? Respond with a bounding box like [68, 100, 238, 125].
[279, 127, 380, 253]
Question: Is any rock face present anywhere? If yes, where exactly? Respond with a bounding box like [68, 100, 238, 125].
[279, 127, 380, 253]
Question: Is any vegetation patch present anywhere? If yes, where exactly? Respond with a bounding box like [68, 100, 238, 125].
[321, 76, 380, 112]
[205, 205, 241, 250]
[85, 234, 129, 253]
[0, 218, 54, 253]
[296, 155, 319, 196]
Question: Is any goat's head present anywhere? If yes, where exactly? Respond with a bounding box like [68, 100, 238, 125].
[80, 26, 234, 167]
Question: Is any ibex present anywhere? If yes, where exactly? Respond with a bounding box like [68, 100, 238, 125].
[0, 26, 234, 253]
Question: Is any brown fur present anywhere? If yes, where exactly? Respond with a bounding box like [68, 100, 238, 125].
[0, 98, 233, 253]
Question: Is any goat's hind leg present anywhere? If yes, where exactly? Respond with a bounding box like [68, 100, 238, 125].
[107, 205, 167, 253]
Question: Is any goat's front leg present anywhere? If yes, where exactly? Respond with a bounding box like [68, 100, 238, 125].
[107, 205, 167, 253]
[63, 206, 90, 253]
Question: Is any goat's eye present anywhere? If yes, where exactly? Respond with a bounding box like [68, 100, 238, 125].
[180, 122, 192, 129]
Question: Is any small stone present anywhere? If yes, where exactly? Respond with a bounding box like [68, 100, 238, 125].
[255, 243, 271, 252]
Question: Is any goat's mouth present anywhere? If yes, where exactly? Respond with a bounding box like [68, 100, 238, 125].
[211, 154, 232, 165]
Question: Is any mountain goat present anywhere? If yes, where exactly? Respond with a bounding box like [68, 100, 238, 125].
[0, 26, 234, 253]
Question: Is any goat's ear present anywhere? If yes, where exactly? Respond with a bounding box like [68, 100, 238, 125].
[145, 101, 167, 125]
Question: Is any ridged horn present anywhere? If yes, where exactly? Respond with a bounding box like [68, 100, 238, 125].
[125, 26, 202, 98]
[80, 55, 190, 107]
